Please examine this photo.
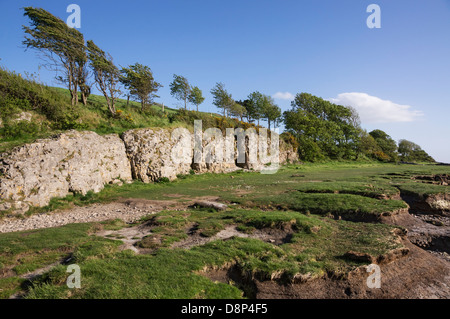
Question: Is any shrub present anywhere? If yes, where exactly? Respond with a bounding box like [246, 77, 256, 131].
[156, 177, 170, 183]
[373, 151, 390, 162]
[0, 120, 46, 139]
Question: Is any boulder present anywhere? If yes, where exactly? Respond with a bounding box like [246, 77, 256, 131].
[121, 128, 193, 182]
[0, 130, 132, 208]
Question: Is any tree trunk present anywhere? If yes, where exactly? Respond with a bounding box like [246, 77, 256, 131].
[106, 94, 116, 116]
[268, 120, 271, 131]
[126, 95, 130, 108]
[81, 92, 88, 105]
[70, 87, 78, 106]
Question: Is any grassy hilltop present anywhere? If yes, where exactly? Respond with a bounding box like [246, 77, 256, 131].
[0, 66, 262, 154]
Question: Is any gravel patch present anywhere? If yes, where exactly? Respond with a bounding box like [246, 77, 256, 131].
[0, 202, 156, 233]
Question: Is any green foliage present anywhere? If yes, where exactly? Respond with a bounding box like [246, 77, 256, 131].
[246, 91, 264, 124]
[189, 86, 205, 112]
[398, 139, 435, 163]
[210, 82, 234, 117]
[261, 98, 281, 130]
[156, 177, 170, 184]
[280, 132, 299, 150]
[22, 7, 87, 106]
[169, 74, 191, 109]
[283, 93, 360, 161]
[120, 63, 162, 111]
[0, 120, 46, 139]
[228, 102, 247, 121]
[357, 130, 381, 159]
[168, 108, 254, 131]
[0, 66, 84, 132]
[369, 129, 398, 162]
[86, 40, 121, 115]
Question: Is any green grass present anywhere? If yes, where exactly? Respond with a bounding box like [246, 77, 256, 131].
[0, 66, 222, 154]
[0, 220, 124, 298]
[0, 162, 448, 299]
[395, 182, 449, 198]
[18, 208, 403, 299]
[0, 208, 402, 299]
[18, 162, 449, 220]
[295, 181, 400, 198]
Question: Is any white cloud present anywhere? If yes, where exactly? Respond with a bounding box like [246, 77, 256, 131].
[329, 92, 424, 123]
[273, 92, 295, 100]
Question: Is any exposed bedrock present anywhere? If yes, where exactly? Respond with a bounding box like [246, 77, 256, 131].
[0, 128, 299, 212]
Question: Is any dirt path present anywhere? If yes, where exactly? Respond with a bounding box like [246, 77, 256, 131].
[0, 199, 180, 233]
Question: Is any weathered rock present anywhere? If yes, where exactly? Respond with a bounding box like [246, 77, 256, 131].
[121, 128, 193, 182]
[13, 112, 33, 123]
[192, 200, 228, 211]
[0, 130, 132, 208]
[191, 128, 241, 174]
[0, 127, 299, 211]
[122, 128, 299, 183]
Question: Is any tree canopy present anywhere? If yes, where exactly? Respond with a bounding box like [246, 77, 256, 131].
[189, 86, 205, 112]
[86, 40, 120, 116]
[169, 74, 191, 109]
[283, 93, 360, 161]
[210, 82, 234, 117]
[369, 129, 398, 162]
[228, 102, 247, 121]
[398, 139, 435, 163]
[120, 63, 162, 111]
[22, 7, 88, 106]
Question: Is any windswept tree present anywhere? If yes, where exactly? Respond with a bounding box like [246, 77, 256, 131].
[78, 62, 91, 106]
[189, 86, 205, 112]
[86, 40, 120, 115]
[120, 63, 162, 111]
[246, 92, 264, 125]
[236, 99, 254, 123]
[210, 82, 234, 117]
[283, 93, 361, 161]
[169, 74, 191, 109]
[261, 96, 281, 131]
[229, 102, 247, 122]
[22, 7, 88, 106]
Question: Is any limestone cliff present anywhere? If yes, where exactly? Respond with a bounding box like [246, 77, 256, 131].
[0, 128, 299, 212]
[0, 131, 132, 212]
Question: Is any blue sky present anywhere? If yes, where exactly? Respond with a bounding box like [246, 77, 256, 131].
[1, 0, 449, 162]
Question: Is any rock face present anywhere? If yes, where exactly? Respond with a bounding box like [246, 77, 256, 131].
[122, 128, 299, 182]
[0, 128, 299, 212]
[0, 131, 132, 210]
[121, 128, 193, 182]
